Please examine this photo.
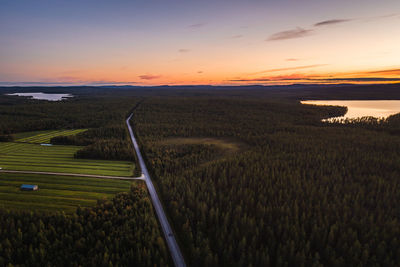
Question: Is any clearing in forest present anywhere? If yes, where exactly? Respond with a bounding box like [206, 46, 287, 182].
[157, 137, 244, 154]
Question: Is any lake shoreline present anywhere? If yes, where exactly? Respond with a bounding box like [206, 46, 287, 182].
[6, 92, 73, 101]
[301, 100, 400, 121]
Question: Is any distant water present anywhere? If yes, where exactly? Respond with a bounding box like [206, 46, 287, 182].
[301, 100, 400, 121]
[6, 92, 73, 101]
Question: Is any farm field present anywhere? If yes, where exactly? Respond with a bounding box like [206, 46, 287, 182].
[15, 129, 87, 144]
[0, 172, 132, 213]
[0, 130, 135, 177]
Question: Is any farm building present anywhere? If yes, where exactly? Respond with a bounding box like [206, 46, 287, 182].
[20, 184, 39, 191]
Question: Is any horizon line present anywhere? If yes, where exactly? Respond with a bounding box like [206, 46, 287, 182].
[1, 82, 400, 88]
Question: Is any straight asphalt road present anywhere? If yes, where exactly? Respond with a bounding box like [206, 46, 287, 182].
[126, 114, 186, 267]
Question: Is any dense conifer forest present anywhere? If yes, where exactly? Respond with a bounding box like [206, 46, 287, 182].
[131, 92, 400, 266]
[1, 84, 400, 266]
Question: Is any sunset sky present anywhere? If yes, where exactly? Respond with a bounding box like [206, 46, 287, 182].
[1, 0, 400, 86]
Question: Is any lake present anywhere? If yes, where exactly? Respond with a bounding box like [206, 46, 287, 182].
[6, 92, 73, 101]
[301, 100, 400, 121]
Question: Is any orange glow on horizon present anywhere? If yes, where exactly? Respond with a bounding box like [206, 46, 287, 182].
[5, 65, 397, 87]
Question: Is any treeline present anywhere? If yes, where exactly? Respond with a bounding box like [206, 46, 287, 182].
[132, 96, 400, 266]
[75, 139, 135, 161]
[51, 125, 136, 161]
[325, 112, 400, 136]
[0, 134, 13, 142]
[0, 183, 171, 266]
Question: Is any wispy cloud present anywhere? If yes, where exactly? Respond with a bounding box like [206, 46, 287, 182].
[268, 12, 398, 43]
[87, 81, 138, 85]
[0, 81, 138, 86]
[189, 23, 205, 28]
[362, 13, 399, 22]
[178, 49, 190, 53]
[314, 19, 352, 27]
[57, 76, 80, 82]
[230, 34, 243, 39]
[230, 74, 309, 82]
[0, 81, 72, 85]
[266, 27, 314, 41]
[286, 58, 299, 62]
[229, 75, 400, 83]
[230, 78, 271, 82]
[250, 64, 328, 75]
[318, 77, 400, 82]
[362, 68, 400, 75]
[56, 77, 138, 85]
[139, 74, 161, 80]
[314, 13, 398, 27]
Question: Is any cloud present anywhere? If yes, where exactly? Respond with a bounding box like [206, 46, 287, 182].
[250, 64, 328, 75]
[229, 74, 400, 83]
[189, 23, 205, 28]
[314, 19, 352, 27]
[230, 35, 243, 39]
[267, 12, 399, 43]
[139, 74, 161, 80]
[362, 13, 399, 22]
[286, 58, 299, 62]
[0, 81, 71, 85]
[230, 74, 311, 82]
[266, 27, 313, 41]
[362, 68, 400, 75]
[314, 13, 398, 27]
[87, 81, 138, 85]
[0, 81, 138, 86]
[318, 77, 400, 82]
[197, 71, 203, 74]
[56, 77, 138, 85]
[230, 78, 271, 82]
[178, 49, 190, 53]
[57, 76, 80, 82]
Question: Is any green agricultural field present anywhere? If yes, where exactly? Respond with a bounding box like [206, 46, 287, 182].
[15, 129, 88, 144]
[0, 130, 135, 176]
[0, 173, 132, 213]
